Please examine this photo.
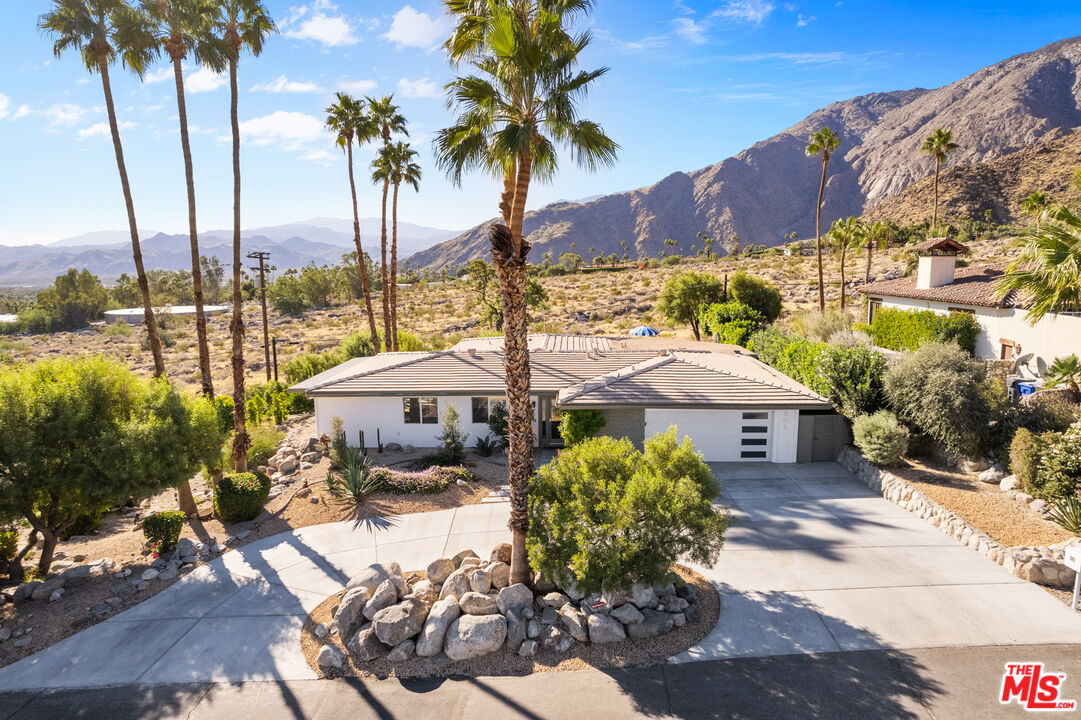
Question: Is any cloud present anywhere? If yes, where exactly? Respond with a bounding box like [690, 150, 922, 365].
[383, 6, 451, 49]
[712, 0, 775, 24]
[302, 148, 336, 165]
[673, 17, 708, 44]
[797, 13, 816, 26]
[396, 76, 441, 99]
[284, 2, 359, 48]
[337, 79, 378, 95]
[45, 103, 90, 127]
[236, 111, 325, 149]
[142, 67, 173, 84]
[78, 121, 135, 139]
[0, 94, 9, 119]
[251, 75, 324, 93]
[185, 67, 226, 93]
[12, 105, 31, 120]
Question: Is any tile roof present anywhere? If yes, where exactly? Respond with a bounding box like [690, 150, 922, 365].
[906, 237, 970, 254]
[857, 262, 1020, 308]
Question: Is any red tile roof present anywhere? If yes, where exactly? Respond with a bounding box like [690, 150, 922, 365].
[858, 263, 1020, 308]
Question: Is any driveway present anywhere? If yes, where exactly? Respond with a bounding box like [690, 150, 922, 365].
[676, 461, 1081, 662]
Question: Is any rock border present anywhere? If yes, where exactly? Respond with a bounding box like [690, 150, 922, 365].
[838, 446, 1079, 589]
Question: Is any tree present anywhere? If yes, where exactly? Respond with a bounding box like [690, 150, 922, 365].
[437, 0, 617, 586]
[372, 141, 421, 351]
[325, 92, 381, 352]
[995, 204, 1081, 323]
[1021, 191, 1051, 231]
[559, 252, 583, 271]
[35, 268, 110, 330]
[1045, 354, 1081, 402]
[142, 0, 226, 401]
[863, 220, 893, 283]
[825, 216, 866, 309]
[199, 255, 224, 304]
[919, 127, 958, 232]
[727, 270, 782, 322]
[213, 0, 275, 473]
[0, 356, 223, 576]
[465, 258, 547, 330]
[367, 95, 408, 352]
[40, 0, 166, 376]
[657, 271, 725, 340]
[806, 126, 841, 312]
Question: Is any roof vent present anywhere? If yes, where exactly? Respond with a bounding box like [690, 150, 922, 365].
[467, 348, 477, 358]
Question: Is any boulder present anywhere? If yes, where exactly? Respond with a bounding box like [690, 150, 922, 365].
[317, 644, 345, 669]
[277, 458, 299, 476]
[631, 583, 659, 609]
[504, 609, 527, 652]
[527, 619, 542, 639]
[1000, 474, 1019, 492]
[439, 568, 472, 601]
[540, 624, 575, 653]
[490, 543, 512, 564]
[334, 587, 373, 638]
[959, 458, 991, 473]
[541, 606, 558, 625]
[389, 574, 409, 598]
[518, 639, 538, 657]
[300, 451, 322, 464]
[559, 603, 589, 642]
[561, 579, 585, 602]
[460, 556, 485, 570]
[671, 612, 687, 628]
[346, 563, 403, 595]
[587, 613, 627, 643]
[347, 626, 388, 662]
[539, 591, 570, 609]
[627, 609, 675, 639]
[488, 562, 510, 589]
[444, 615, 508, 661]
[452, 549, 480, 567]
[426, 558, 456, 585]
[653, 582, 676, 597]
[12, 582, 40, 603]
[30, 579, 64, 601]
[459, 591, 499, 615]
[533, 572, 557, 594]
[410, 579, 438, 604]
[363, 579, 398, 621]
[385, 442, 403, 452]
[416, 597, 461, 657]
[497, 583, 534, 615]
[675, 584, 697, 603]
[468, 567, 492, 594]
[978, 465, 1005, 484]
[372, 598, 428, 647]
[387, 639, 415, 662]
[665, 596, 689, 612]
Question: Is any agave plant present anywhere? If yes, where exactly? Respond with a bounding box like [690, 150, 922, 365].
[474, 434, 498, 458]
[1047, 493, 1081, 536]
[326, 451, 382, 506]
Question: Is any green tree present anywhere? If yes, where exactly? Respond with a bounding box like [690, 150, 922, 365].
[0, 356, 222, 576]
[1045, 354, 1081, 402]
[465, 259, 547, 330]
[372, 141, 421, 351]
[806, 126, 841, 312]
[658, 271, 725, 340]
[39, 0, 166, 375]
[825, 216, 866, 310]
[1021, 191, 1050, 231]
[995, 204, 1081, 323]
[35, 268, 110, 330]
[199, 255, 224, 304]
[863, 220, 894, 283]
[436, 0, 617, 586]
[367, 94, 408, 352]
[919, 127, 958, 232]
[558, 409, 606, 447]
[559, 252, 583, 271]
[728, 270, 783, 322]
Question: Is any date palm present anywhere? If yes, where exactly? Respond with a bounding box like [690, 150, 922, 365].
[213, 0, 275, 472]
[142, 0, 227, 400]
[39, 0, 166, 378]
[806, 126, 841, 312]
[436, 0, 617, 586]
[1020, 191, 1050, 232]
[826, 216, 865, 309]
[995, 203, 1081, 324]
[326, 93, 381, 353]
[1045, 354, 1081, 402]
[920, 127, 958, 232]
[372, 142, 422, 351]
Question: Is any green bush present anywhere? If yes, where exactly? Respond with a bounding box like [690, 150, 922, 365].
[559, 409, 607, 447]
[0, 529, 16, 563]
[435, 405, 469, 464]
[818, 344, 887, 417]
[869, 307, 978, 354]
[246, 381, 309, 422]
[1010, 428, 1043, 491]
[853, 411, 909, 466]
[728, 271, 783, 322]
[59, 511, 103, 541]
[211, 395, 234, 435]
[268, 275, 311, 315]
[793, 310, 853, 342]
[526, 429, 730, 595]
[700, 302, 765, 347]
[246, 425, 284, 469]
[488, 401, 509, 445]
[214, 472, 272, 522]
[369, 465, 473, 494]
[142, 510, 185, 552]
[1020, 394, 1081, 433]
[884, 342, 995, 459]
[1030, 421, 1081, 502]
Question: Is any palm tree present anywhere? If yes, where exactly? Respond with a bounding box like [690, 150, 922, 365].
[374, 142, 421, 351]
[366, 95, 408, 352]
[806, 126, 841, 312]
[995, 203, 1081, 323]
[826, 216, 865, 309]
[214, 0, 275, 472]
[436, 0, 617, 586]
[1045, 354, 1081, 401]
[326, 93, 381, 353]
[920, 127, 958, 232]
[1021, 191, 1050, 231]
[863, 220, 893, 283]
[40, 0, 166, 378]
[143, 0, 227, 400]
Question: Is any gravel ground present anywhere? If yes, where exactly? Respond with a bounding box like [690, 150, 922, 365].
[300, 565, 720, 680]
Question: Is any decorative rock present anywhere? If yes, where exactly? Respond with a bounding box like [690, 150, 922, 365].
[518, 639, 538, 657]
[627, 608, 675, 639]
[347, 626, 389, 662]
[384, 442, 403, 452]
[30, 579, 64, 601]
[684, 603, 702, 624]
[540, 624, 575, 653]
[13, 636, 31, 649]
[410, 579, 438, 604]
[389, 574, 409, 598]
[12, 582, 40, 603]
[317, 644, 344, 669]
[666, 596, 689, 612]
[671, 612, 687, 628]
[346, 563, 403, 595]
[459, 556, 485, 570]
[444, 614, 508, 661]
[133, 580, 149, 592]
[533, 572, 557, 594]
[426, 558, 456, 585]
[653, 582, 676, 597]
[488, 562, 510, 590]
[334, 587, 372, 638]
[490, 543, 512, 564]
[416, 597, 461, 657]
[459, 591, 499, 615]
[631, 583, 659, 609]
[372, 598, 427, 647]
[468, 567, 492, 594]
[561, 579, 585, 602]
[300, 451, 322, 464]
[363, 579, 398, 621]
[387, 639, 415, 662]
[497, 583, 534, 615]
[277, 458, 299, 476]
[1031, 499, 1049, 514]
[541, 606, 558, 625]
[559, 603, 589, 642]
[539, 591, 570, 609]
[999, 474, 1019, 492]
[314, 623, 329, 639]
[527, 619, 542, 639]
[959, 458, 991, 473]
[141, 569, 159, 582]
[451, 549, 479, 567]
[611, 603, 645, 625]
[505, 609, 527, 651]
[439, 568, 472, 601]
[978, 465, 1005, 484]
[587, 613, 627, 643]
[0, 628, 10, 641]
[675, 584, 697, 603]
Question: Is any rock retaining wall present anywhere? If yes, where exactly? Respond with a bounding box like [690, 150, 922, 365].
[837, 446, 1079, 590]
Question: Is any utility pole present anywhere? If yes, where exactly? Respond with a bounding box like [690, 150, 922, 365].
[272, 337, 278, 382]
[247, 250, 272, 381]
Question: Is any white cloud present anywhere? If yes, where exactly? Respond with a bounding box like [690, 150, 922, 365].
[673, 17, 708, 44]
[337, 79, 377, 95]
[712, 0, 775, 24]
[12, 105, 31, 120]
[237, 111, 325, 149]
[0, 93, 9, 119]
[796, 13, 816, 26]
[45, 103, 90, 127]
[142, 67, 173, 84]
[251, 75, 324, 93]
[185, 67, 226, 93]
[285, 8, 359, 47]
[78, 121, 135, 139]
[302, 148, 335, 165]
[396, 76, 441, 99]
[383, 6, 451, 49]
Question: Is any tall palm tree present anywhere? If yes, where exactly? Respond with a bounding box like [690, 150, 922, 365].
[920, 127, 958, 232]
[436, 0, 618, 586]
[40, 0, 166, 378]
[1021, 191, 1050, 232]
[326, 93, 381, 352]
[214, 0, 275, 472]
[366, 95, 408, 352]
[863, 220, 893, 283]
[806, 126, 841, 312]
[826, 216, 865, 309]
[995, 203, 1081, 323]
[142, 0, 227, 400]
[373, 142, 422, 351]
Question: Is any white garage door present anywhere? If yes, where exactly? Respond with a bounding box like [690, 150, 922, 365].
[644, 409, 772, 462]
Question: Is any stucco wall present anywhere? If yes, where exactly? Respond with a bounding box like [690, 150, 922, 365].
[602, 407, 645, 448]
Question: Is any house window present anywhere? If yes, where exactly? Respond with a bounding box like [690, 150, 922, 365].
[868, 297, 883, 323]
[471, 397, 505, 424]
[999, 339, 1019, 361]
[403, 397, 438, 424]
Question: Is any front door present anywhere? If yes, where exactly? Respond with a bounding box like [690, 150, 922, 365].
[538, 397, 563, 447]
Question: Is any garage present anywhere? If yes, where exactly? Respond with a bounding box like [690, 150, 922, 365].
[643, 408, 800, 463]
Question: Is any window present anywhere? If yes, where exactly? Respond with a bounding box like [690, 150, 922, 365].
[742, 425, 768, 433]
[742, 412, 768, 420]
[470, 397, 505, 424]
[403, 397, 438, 424]
[999, 339, 1019, 361]
[868, 297, 882, 323]
[741, 451, 768, 459]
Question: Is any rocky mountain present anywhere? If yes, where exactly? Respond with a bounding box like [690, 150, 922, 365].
[408, 36, 1081, 270]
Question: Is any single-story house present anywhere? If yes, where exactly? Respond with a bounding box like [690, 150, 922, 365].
[858, 238, 1081, 379]
[290, 334, 846, 463]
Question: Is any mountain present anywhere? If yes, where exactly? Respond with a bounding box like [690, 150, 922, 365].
[407, 36, 1081, 270]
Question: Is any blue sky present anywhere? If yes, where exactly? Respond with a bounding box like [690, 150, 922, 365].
[2, 1, 1080, 246]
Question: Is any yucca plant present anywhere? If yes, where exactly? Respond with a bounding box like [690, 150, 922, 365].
[474, 434, 498, 458]
[326, 451, 382, 506]
[1047, 493, 1081, 536]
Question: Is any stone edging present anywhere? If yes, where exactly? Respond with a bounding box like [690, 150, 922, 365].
[836, 446, 1078, 590]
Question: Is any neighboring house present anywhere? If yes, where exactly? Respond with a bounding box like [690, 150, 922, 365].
[858, 238, 1081, 379]
[290, 334, 845, 463]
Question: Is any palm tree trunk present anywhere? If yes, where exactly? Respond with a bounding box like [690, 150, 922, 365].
[865, 242, 873, 283]
[815, 156, 828, 312]
[839, 245, 847, 309]
[172, 58, 214, 400]
[379, 178, 392, 352]
[932, 157, 941, 231]
[346, 142, 380, 352]
[228, 58, 249, 473]
[99, 59, 165, 377]
[390, 180, 400, 352]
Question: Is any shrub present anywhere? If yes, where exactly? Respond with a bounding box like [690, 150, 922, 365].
[1020, 392, 1081, 433]
[1009, 428, 1043, 491]
[326, 452, 381, 506]
[884, 342, 995, 458]
[794, 309, 853, 342]
[1048, 494, 1081, 536]
[559, 409, 607, 447]
[142, 510, 185, 552]
[526, 429, 730, 595]
[436, 405, 469, 464]
[59, 511, 103, 541]
[488, 401, 509, 445]
[818, 344, 888, 417]
[474, 434, 498, 457]
[700, 301, 765, 347]
[1030, 421, 1081, 502]
[869, 307, 978, 354]
[853, 411, 909, 465]
[657, 271, 725, 340]
[0, 529, 16, 563]
[339, 332, 375, 359]
[370, 465, 473, 494]
[211, 395, 234, 436]
[246, 426, 284, 469]
[827, 328, 872, 348]
[214, 472, 272, 522]
[728, 271, 782, 322]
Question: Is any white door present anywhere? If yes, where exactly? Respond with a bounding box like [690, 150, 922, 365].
[644, 409, 772, 461]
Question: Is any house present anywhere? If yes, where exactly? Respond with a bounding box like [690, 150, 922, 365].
[858, 238, 1081, 379]
[289, 334, 846, 463]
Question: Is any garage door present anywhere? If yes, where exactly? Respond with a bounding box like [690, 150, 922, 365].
[644, 409, 771, 461]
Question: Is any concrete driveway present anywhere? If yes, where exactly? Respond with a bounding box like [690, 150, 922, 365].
[675, 461, 1081, 662]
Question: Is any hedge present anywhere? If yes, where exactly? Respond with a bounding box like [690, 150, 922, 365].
[369, 465, 476, 494]
[214, 472, 272, 522]
[868, 307, 978, 354]
[142, 510, 185, 552]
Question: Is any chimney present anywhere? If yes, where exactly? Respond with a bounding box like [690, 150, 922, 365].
[913, 237, 967, 290]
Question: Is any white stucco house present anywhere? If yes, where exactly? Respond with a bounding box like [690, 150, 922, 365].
[858, 238, 1081, 380]
[289, 334, 845, 463]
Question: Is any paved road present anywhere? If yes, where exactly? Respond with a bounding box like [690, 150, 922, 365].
[2, 644, 1079, 719]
